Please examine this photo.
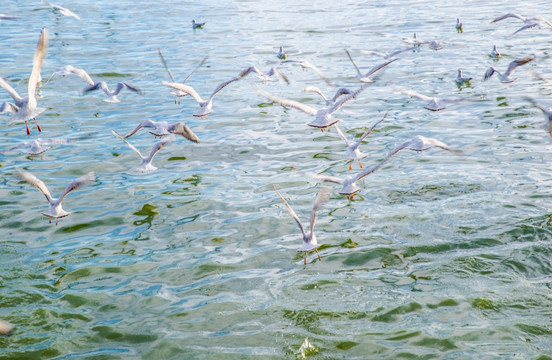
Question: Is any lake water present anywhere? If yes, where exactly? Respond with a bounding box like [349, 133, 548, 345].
[1, 0, 552, 358]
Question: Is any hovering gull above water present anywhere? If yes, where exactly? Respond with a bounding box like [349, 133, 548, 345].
[192, 19, 205, 28]
[334, 111, 387, 170]
[280, 58, 334, 86]
[523, 96, 552, 135]
[162, 70, 247, 118]
[345, 48, 397, 83]
[158, 49, 207, 103]
[360, 46, 415, 60]
[397, 88, 468, 111]
[6, 137, 71, 159]
[0, 319, 14, 336]
[272, 184, 330, 265]
[48, 65, 142, 103]
[124, 119, 200, 143]
[16, 170, 95, 225]
[240, 66, 289, 83]
[112, 130, 174, 173]
[312, 135, 452, 199]
[46, 2, 81, 20]
[257, 84, 367, 131]
[0, 27, 48, 135]
[483, 56, 534, 83]
[278, 46, 287, 60]
[456, 69, 472, 84]
[490, 44, 501, 58]
[491, 13, 552, 35]
[302, 86, 353, 106]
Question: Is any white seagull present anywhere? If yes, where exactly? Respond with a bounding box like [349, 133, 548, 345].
[312, 135, 452, 199]
[491, 13, 552, 35]
[7, 137, 71, 159]
[398, 88, 467, 111]
[16, 170, 95, 225]
[112, 130, 174, 173]
[277, 46, 287, 60]
[483, 57, 534, 83]
[456, 69, 472, 84]
[456, 18, 463, 33]
[333, 112, 387, 170]
[192, 19, 205, 28]
[273, 184, 330, 265]
[46, 2, 81, 20]
[257, 84, 367, 130]
[0, 27, 48, 135]
[523, 96, 552, 135]
[403, 33, 427, 46]
[490, 44, 501, 58]
[162, 70, 246, 118]
[240, 66, 289, 83]
[302, 86, 353, 106]
[280, 58, 334, 86]
[158, 49, 207, 103]
[345, 48, 397, 83]
[124, 119, 200, 142]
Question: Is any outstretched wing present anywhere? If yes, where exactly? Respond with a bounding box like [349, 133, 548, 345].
[333, 124, 350, 145]
[162, 81, 204, 103]
[157, 48, 176, 82]
[345, 48, 363, 78]
[124, 119, 157, 138]
[183, 56, 208, 83]
[0, 77, 23, 104]
[256, 87, 318, 115]
[16, 170, 53, 203]
[360, 58, 397, 81]
[272, 184, 306, 237]
[354, 111, 387, 148]
[28, 27, 49, 103]
[168, 122, 200, 143]
[146, 135, 174, 162]
[0, 102, 18, 114]
[504, 57, 534, 77]
[114, 82, 143, 95]
[309, 185, 330, 232]
[112, 129, 143, 158]
[59, 172, 95, 202]
[491, 13, 525, 23]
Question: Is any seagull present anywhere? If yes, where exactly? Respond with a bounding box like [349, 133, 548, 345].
[344, 48, 397, 83]
[46, 64, 94, 85]
[280, 58, 334, 86]
[272, 184, 330, 265]
[257, 84, 367, 131]
[312, 135, 452, 199]
[302, 86, 353, 106]
[490, 44, 501, 58]
[403, 33, 426, 46]
[124, 119, 200, 142]
[491, 13, 552, 35]
[16, 170, 95, 225]
[483, 57, 534, 83]
[6, 137, 71, 159]
[0, 319, 14, 336]
[83, 81, 142, 103]
[456, 18, 463, 33]
[192, 19, 205, 28]
[523, 96, 552, 135]
[456, 69, 472, 84]
[0, 14, 18, 21]
[0, 27, 48, 135]
[46, 2, 81, 20]
[161, 70, 246, 118]
[360, 46, 415, 60]
[112, 130, 174, 173]
[158, 49, 207, 103]
[398, 88, 468, 111]
[427, 40, 454, 51]
[333, 112, 387, 170]
[240, 66, 289, 83]
[277, 46, 287, 60]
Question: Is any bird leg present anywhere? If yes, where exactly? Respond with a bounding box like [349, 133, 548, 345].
[358, 159, 363, 168]
[48, 218, 51, 224]
[315, 249, 322, 262]
[349, 160, 353, 171]
[34, 117, 41, 132]
[25, 119, 30, 135]
[56, 218, 59, 226]
[304, 253, 307, 265]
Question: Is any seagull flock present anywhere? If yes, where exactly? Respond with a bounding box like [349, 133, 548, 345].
[1, 6, 552, 282]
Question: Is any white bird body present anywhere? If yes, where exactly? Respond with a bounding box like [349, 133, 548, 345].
[280, 58, 334, 86]
[277, 46, 287, 60]
[302, 86, 353, 106]
[192, 19, 205, 28]
[399, 88, 466, 111]
[483, 57, 534, 83]
[490, 44, 501, 58]
[112, 130, 174, 173]
[158, 49, 207, 102]
[257, 85, 367, 130]
[124, 119, 200, 143]
[16, 170, 95, 225]
[456, 69, 472, 84]
[312, 135, 451, 198]
[273, 184, 330, 264]
[333, 112, 387, 170]
[0, 28, 48, 134]
[47, 2, 81, 20]
[7, 137, 70, 156]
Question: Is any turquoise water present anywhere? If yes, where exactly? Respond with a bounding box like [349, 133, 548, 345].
[1, 0, 552, 358]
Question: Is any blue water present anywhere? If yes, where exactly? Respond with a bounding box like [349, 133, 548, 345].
[1, 0, 552, 358]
